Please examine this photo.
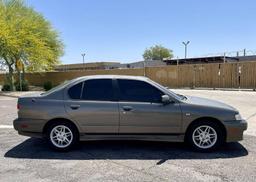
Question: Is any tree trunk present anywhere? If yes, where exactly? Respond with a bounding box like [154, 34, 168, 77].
[7, 64, 15, 91]
[15, 64, 22, 91]
[22, 63, 25, 81]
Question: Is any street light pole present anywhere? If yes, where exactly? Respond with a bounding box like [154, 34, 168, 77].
[182, 41, 190, 59]
[81, 53, 85, 70]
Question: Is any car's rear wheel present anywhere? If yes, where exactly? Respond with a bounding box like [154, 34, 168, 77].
[186, 121, 224, 152]
[46, 121, 78, 151]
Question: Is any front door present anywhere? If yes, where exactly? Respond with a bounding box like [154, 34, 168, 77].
[64, 79, 119, 133]
[116, 79, 182, 134]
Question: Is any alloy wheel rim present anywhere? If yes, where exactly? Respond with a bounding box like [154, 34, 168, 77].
[50, 125, 73, 148]
[192, 125, 217, 149]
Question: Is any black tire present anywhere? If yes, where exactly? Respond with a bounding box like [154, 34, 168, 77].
[186, 120, 225, 152]
[46, 121, 79, 151]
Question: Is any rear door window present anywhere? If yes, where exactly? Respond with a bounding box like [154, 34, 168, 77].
[82, 79, 114, 101]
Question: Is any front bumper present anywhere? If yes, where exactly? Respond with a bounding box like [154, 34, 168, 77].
[13, 118, 46, 138]
[223, 119, 247, 142]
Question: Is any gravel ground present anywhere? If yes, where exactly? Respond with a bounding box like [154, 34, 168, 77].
[0, 89, 256, 182]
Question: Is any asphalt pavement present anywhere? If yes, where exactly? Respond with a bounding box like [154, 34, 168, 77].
[0, 90, 256, 182]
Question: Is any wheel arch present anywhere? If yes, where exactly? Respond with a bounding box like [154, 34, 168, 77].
[43, 118, 80, 135]
[185, 117, 227, 141]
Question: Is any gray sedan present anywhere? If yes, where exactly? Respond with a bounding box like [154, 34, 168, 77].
[13, 75, 247, 152]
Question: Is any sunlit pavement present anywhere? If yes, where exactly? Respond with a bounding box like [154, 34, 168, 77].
[0, 90, 256, 182]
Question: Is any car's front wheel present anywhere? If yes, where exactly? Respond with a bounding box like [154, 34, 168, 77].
[46, 121, 78, 151]
[186, 121, 225, 152]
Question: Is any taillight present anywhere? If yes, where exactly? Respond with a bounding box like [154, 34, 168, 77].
[17, 104, 20, 110]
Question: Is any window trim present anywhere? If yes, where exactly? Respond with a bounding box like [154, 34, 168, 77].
[80, 81, 85, 99]
[115, 79, 164, 103]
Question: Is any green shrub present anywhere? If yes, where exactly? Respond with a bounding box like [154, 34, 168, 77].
[2, 74, 14, 91]
[43, 81, 53, 91]
[2, 84, 11, 91]
[15, 80, 29, 91]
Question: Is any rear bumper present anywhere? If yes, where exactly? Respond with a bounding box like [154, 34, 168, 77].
[13, 118, 46, 138]
[223, 119, 247, 142]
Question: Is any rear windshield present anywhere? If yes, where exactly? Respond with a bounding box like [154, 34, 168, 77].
[41, 78, 77, 96]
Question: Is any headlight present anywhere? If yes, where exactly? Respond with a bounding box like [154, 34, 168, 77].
[235, 113, 242, 120]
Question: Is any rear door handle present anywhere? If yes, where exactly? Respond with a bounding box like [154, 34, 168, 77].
[122, 106, 133, 111]
[70, 104, 80, 110]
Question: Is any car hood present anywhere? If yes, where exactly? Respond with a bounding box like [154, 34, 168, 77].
[183, 96, 238, 112]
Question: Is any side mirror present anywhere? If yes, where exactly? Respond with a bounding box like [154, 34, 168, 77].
[161, 95, 171, 104]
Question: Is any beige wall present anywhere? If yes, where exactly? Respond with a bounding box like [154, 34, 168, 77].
[0, 62, 256, 89]
[0, 74, 5, 85]
[23, 68, 144, 86]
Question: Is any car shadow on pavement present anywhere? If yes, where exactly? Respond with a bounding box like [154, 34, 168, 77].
[4, 138, 248, 164]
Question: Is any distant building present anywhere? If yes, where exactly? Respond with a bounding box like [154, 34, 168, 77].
[55, 60, 167, 71]
[120, 60, 167, 69]
[54, 62, 121, 71]
[163, 55, 256, 65]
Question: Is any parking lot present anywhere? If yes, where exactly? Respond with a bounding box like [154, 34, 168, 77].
[0, 89, 256, 182]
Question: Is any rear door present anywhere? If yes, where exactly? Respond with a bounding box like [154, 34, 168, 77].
[116, 79, 182, 134]
[64, 79, 119, 133]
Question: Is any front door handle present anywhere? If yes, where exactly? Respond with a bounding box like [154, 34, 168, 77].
[70, 104, 80, 110]
[122, 106, 133, 111]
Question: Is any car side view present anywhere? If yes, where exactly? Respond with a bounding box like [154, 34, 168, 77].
[13, 75, 247, 152]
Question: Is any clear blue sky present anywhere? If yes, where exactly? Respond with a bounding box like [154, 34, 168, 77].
[27, 0, 256, 64]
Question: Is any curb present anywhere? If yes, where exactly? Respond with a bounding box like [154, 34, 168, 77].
[0, 93, 19, 98]
[0, 91, 43, 98]
[0, 88, 255, 99]
[172, 88, 256, 92]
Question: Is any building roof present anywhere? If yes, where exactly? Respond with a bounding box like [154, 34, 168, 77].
[55, 62, 120, 69]
[54, 62, 121, 71]
[163, 56, 239, 64]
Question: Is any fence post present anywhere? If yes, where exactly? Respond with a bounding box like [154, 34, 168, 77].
[218, 64, 221, 89]
[176, 62, 179, 88]
[193, 65, 196, 88]
[144, 66, 148, 77]
[238, 64, 241, 89]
